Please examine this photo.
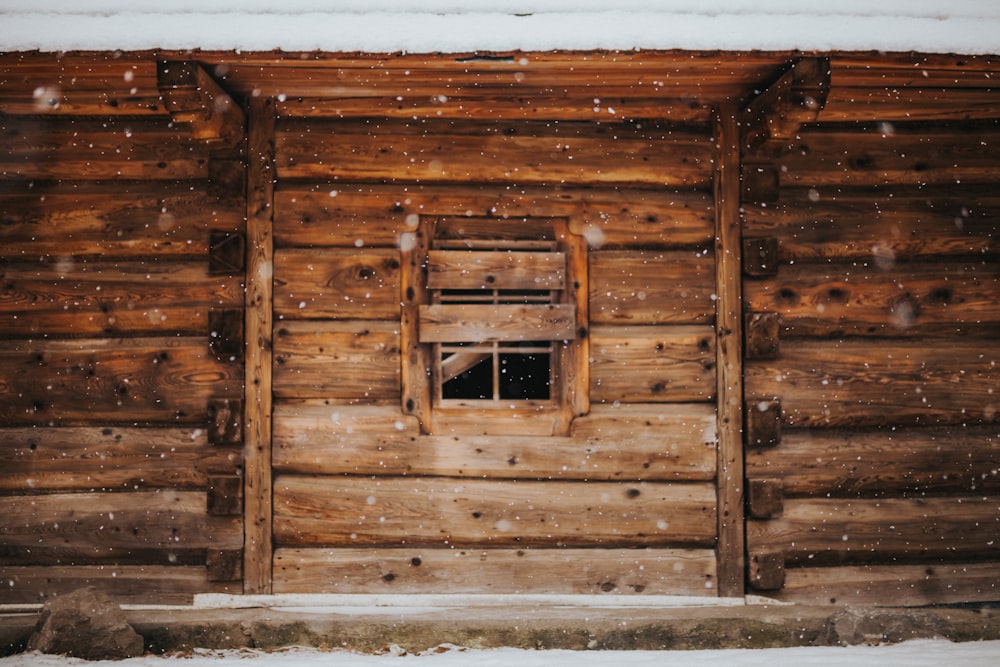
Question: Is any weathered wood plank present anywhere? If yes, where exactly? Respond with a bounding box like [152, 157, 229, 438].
[0, 337, 242, 425]
[427, 250, 565, 290]
[273, 320, 400, 399]
[820, 88, 1000, 123]
[273, 547, 718, 596]
[158, 61, 244, 146]
[0, 189, 243, 259]
[590, 325, 716, 403]
[274, 249, 401, 320]
[0, 261, 244, 337]
[275, 118, 713, 187]
[274, 475, 717, 548]
[0, 490, 242, 565]
[773, 124, 1000, 188]
[0, 426, 241, 493]
[740, 185, 998, 261]
[747, 497, 1000, 566]
[743, 260, 1000, 338]
[418, 304, 576, 342]
[745, 425, 1000, 496]
[273, 402, 716, 481]
[0, 565, 239, 605]
[774, 562, 1000, 606]
[1, 118, 209, 181]
[273, 185, 715, 249]
[589, 250, 715, 325]
[744, 339, 999, 428]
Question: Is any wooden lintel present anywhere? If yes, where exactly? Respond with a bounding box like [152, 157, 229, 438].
[747, 398, 782, 448]
[743, 57, 831, 152]
[745, 311, 781, 360]
[747, 478, 784, 519]
[749, 550, 786, 591]
[158, 61, 245, 146]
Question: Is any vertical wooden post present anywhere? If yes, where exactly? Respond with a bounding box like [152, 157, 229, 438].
[243, 97, 275, 594]
[713, 102, 746, 597]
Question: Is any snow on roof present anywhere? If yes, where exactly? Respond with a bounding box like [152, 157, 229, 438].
[1, 0, 999, 54]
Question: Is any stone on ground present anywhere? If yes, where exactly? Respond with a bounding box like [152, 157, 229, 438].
[26, 587, 144, 660]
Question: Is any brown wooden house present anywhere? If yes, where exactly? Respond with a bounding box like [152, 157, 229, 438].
[1, 46, 998, 607]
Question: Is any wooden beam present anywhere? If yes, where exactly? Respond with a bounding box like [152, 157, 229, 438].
[243, 97, 275, 594]
[158, 61, 244, 146]
[743, 57, 831, 152]
[712, 103, 746, 597]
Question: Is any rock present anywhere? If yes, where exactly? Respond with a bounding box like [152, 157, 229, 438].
[26, 588, 144, 660]
[816, 607, 955, 646]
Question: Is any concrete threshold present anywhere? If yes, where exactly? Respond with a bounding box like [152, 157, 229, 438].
[4, 595, 1000, 656]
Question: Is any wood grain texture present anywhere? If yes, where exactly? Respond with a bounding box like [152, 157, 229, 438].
[273, 547, 717, 595]
[274, 248, 401, 320]
[274, 475, 717, 548]
[273, 320, 400, 399]
[427, 250, 565, 290]
[590, 325, 716, 403]
[589, 250, 715, 325]
[744, 339, 999, 428]
[418, 304, 576, 342]
[0, 337, 241, 425]
[272, 402, 716, 481]
[0, 426, 242, 493]
[746, 497, 1000, 565]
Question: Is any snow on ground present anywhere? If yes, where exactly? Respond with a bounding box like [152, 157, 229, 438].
[1, 0, 999, 53]
[3, 640, 1000, 667]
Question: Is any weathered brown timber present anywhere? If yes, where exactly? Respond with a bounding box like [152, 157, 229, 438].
[0, 261, 244, 337]
[743, 57, 830, 151]
[427, 250, 566, 290]
[590, 325, 716, 403]
[0, 490, 242, 565]
[776, 562, 1000, 606]
[273, 185, 715, 249]
[747, 497, 1000, 566]
[274, 475, 717, 548]
[157, 61, 245, 146]
[273, 547, 718, 595]
[273, 320, 400, 399]
[744, 339, 998, 428]
[0, 188, 243, 259]
[746, 425, 1000, 496]
[0, 426, 241, 493]
[274, 249, 401, 320]
[743, 259, 1000, 338]
[589, 250, 715, 324]
[419, 304, 576, 342]
[0, 118, 209, 181]
[275, 118, 714, 186]
[0, 337, 241, 424]
[272, 402, 716, 480]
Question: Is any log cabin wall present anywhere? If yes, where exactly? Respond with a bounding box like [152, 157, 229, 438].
[742, 60, 1000, 605]
[0, 57, 246, 603]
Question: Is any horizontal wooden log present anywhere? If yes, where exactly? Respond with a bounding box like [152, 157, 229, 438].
[0, 490, 242, 565]
[746, 497, 1000, 566]
[773, 123, 1000, 188]
[589, 250, 715, 325]
[275, 118, 713, 187]
[273, 547, 718, 595]
[427, 250, 565, 291]
[745, 425, 1000, 496]
[0, 426, 242, 493]
[0, 188, 243, 259]
[590, 325, 716, 403]
[274, 475, 717, 548]
[1, 118, 210, 181]
[741, 185, 998, 261]
[274, 249, 401, 320]
[774, 562, 1000, 606]
[0, 260, 244, 338]
[0, 337, 242, 425]
[0, 565, 239, 605]
[419, 304, 576, 342]
[273, 320, 400, 399]
[273, 185, 714, 249]
[744, 339, 999, 428]
[273, 402, 716, 481]
[820, 87, 1000, 123]
[743, 259, 1000, 338]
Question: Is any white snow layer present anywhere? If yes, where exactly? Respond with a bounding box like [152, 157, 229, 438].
[1, 0, 999, 54]
[2, 640, 1000, 667]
